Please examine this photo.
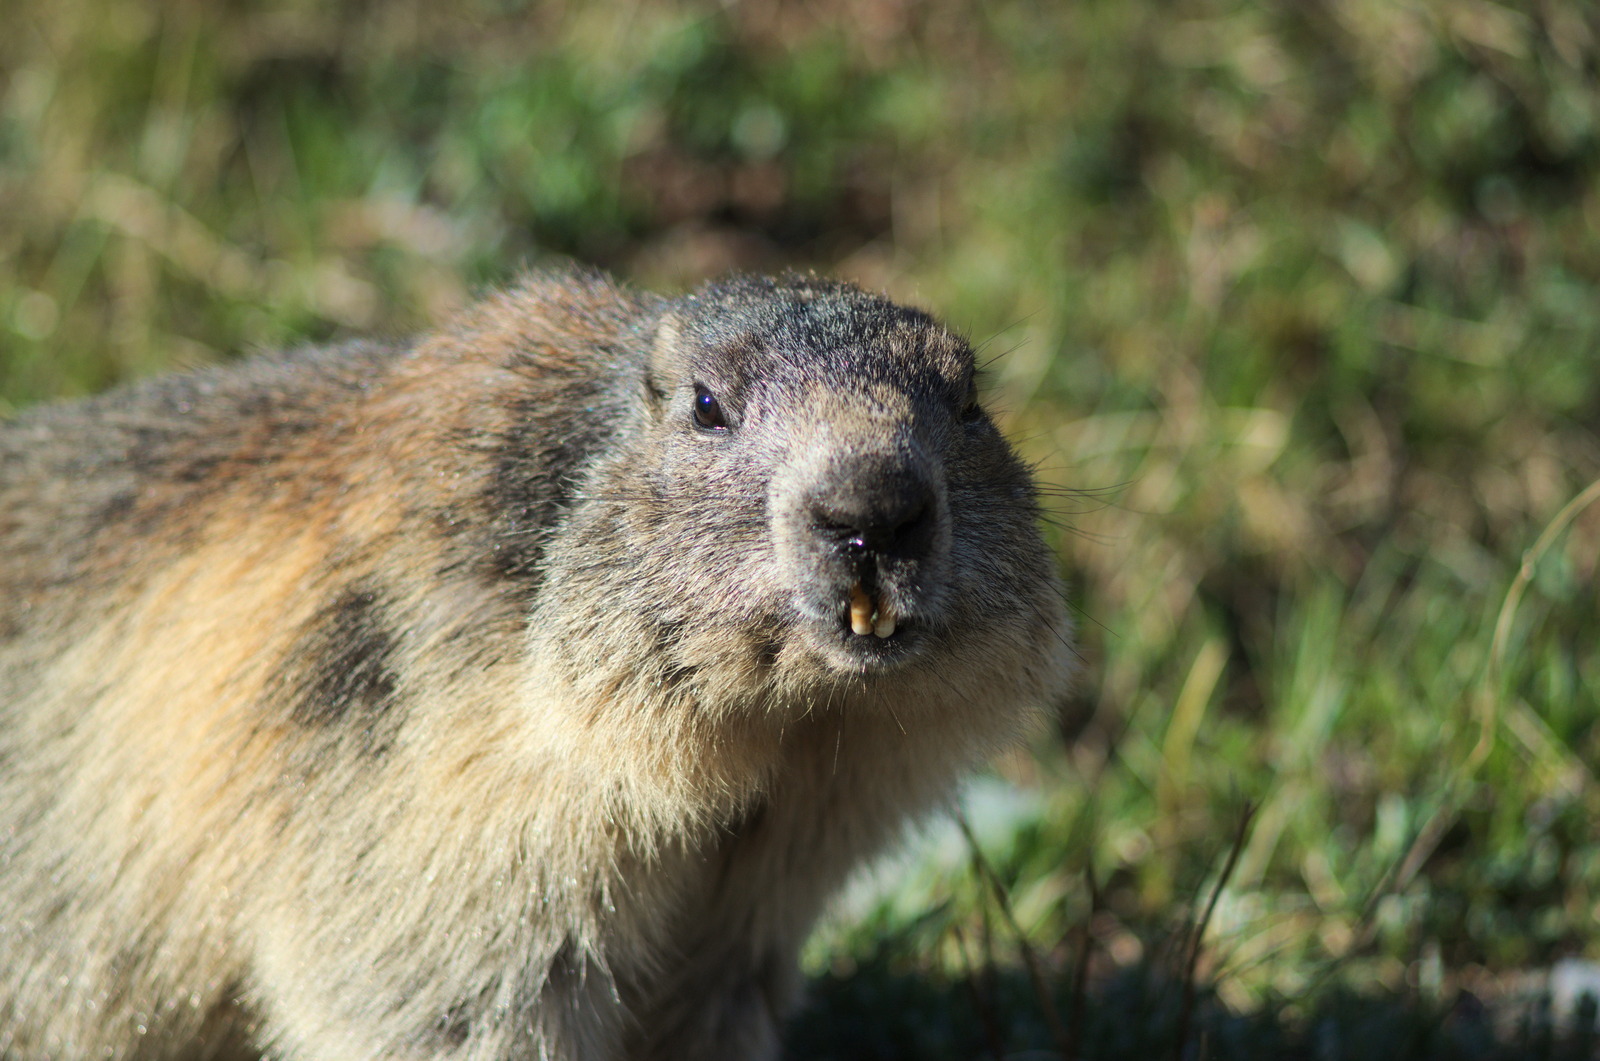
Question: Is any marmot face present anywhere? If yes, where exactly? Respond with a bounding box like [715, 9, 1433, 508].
[541, 274, 1066, 716]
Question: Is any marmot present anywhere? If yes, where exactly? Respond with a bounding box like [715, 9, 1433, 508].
[0, 270, 1072, 1060]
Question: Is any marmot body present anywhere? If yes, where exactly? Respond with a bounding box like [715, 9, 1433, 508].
[0, 270, 1072, 1060]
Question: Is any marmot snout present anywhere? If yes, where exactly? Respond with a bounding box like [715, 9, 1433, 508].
[0, 269, 1072, 1061]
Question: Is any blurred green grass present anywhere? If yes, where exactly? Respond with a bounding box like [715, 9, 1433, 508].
[4, 0, 1600, 1056]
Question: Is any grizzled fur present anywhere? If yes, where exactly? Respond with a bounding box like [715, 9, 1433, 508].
[0, 270, 1072, 1060]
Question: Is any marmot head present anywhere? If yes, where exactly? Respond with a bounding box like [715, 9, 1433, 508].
[532, 275, 1070, 723]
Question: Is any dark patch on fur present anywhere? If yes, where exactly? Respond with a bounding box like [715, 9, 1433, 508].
[432, 1001, 473, 1050]
[276, 580, 404, 757]
[444, 361, 630, 603]
[650, 619, 701, 693]
[723, 795, 768, 840]
[502, 936, 621, 1058]
[481, 379, 625, 595]
[712, 796, 770, 896]
[753, 635, 781, 675]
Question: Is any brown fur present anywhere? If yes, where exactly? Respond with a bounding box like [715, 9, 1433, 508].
[0, 269, 1072, 1060]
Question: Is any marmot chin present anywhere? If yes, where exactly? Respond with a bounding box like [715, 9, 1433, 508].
[0, 270, 1072, 1060]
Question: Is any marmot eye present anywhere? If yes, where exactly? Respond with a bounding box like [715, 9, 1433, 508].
[692, 385, 728, 431]
[960, 390, 983, 423]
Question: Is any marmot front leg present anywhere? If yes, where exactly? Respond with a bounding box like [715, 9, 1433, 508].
[248, 926, 628, 1061]
[627, 951, 794, 1061]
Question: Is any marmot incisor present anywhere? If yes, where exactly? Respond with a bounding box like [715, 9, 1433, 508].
[0, 270, 1072, 1060]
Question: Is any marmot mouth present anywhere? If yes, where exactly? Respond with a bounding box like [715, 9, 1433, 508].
[847, 581, 897, 639]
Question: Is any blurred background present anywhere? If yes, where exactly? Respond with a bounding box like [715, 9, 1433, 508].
[3, 1, 1599, 1057]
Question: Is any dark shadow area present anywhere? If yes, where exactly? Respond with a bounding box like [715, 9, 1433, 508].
[788, 955, 1600, 1061]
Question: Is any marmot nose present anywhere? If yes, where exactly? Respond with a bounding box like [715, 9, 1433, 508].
[808, 465, 937, 562]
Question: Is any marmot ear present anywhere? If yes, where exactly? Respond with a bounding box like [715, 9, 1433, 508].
[643, 311, 685, 411]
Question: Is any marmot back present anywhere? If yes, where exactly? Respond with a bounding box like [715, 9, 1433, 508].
[0, 269, 1072, 1061]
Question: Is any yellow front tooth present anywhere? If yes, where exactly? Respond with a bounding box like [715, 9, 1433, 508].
[848, 583, 874, 636]
[873, 606, 896, 639]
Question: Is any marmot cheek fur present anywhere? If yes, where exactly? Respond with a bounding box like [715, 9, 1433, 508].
[0, 269, 1073, 1060]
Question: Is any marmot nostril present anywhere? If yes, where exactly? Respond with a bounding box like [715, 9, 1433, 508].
[809, 467, 937, 559]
